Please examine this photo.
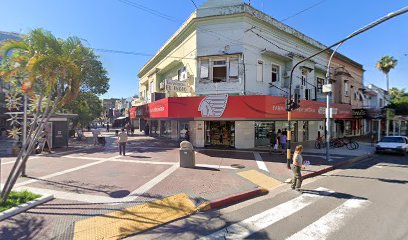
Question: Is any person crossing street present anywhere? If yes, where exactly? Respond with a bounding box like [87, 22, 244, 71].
[117, 128, 128, 156]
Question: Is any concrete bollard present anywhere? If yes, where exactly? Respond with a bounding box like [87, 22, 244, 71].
[179, 141, 195, 168]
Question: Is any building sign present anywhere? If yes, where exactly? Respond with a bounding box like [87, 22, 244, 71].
[165, 79, 189, 93]
[198, 94, 228, 117]
[352, 109, 367, 119]
[133, 96, 353, 120]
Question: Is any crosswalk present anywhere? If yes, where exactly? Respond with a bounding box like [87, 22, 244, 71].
[201, 187, 370, 240]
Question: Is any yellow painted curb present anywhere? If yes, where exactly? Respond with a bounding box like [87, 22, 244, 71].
[238, 170, 282, 189]
[196, 201, 211, 212]
[73, 193, 196, 240]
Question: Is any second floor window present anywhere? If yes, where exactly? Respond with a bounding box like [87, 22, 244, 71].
[317, 77, 324, 93]
[199, 56, 240, 83]
[271, 64, 280, 82]
[257, 60, 263, 82]
[344, 81, 349, 97]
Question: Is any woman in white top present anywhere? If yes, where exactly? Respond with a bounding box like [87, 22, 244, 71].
[291, 145, 305, 191]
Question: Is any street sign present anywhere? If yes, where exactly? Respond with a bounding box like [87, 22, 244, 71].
[322, 84, 332, 93]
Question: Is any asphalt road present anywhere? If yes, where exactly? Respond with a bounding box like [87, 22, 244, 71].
[129, 153, 408, 240]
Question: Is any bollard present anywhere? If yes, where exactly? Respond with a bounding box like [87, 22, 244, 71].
[179, 141, 195, 168]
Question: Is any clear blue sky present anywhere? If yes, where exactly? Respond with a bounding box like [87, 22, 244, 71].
[1, 0, 407, 99]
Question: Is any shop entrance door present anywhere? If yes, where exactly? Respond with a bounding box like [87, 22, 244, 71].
[205, 121, 235, 147]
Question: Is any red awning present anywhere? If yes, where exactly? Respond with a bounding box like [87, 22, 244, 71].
[132, 95, 353, 120]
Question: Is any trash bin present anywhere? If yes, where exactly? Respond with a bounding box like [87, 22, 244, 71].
[179, 141, 195, 168]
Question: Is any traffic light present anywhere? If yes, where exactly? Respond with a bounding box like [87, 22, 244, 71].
[286, 90, 301, 111]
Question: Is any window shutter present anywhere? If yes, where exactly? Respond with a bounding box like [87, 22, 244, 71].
[200, 60, 209, 79]
[229, 59, 239, 77]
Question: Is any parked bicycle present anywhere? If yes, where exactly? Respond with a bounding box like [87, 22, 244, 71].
[315, 137, 359, 150]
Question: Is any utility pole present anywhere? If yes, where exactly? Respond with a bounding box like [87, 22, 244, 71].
[286, 6, 408, 164]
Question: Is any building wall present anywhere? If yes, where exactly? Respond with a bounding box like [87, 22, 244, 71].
[235, 121, 255, 149]
[331, 55, 364, 108]
[138, 27, 197, 102]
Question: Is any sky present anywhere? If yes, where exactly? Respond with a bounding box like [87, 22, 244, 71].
[1, 0, 407, 99]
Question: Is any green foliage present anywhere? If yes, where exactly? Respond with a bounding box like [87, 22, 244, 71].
[63, 91, 104, 128]
[389, 87, 407, 101]
[376, 56, 398, 74]
[390, 96, 408, 115]
[0, 191, 41, 212]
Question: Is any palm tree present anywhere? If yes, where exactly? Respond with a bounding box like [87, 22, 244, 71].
[376, 56, 398, 92]
[0, 29, 99, 201]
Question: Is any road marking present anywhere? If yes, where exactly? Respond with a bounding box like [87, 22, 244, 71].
[15, 155, 122, 187]
[73, 193, 196, 240]
[196, 164, 238, 170]
[110, 159, 176, 165]
[126, 164, 179, 199]
[1, 156, 39, 166]
[287, 198, 370, 240]
[254, 152, 269, 172]
[238, 170, 281, 189]
[16, 186, 117, 204]
[201, 187, 334, 240]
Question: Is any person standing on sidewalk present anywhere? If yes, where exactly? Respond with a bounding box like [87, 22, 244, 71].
[281, 133, 287, 155]
[269, 130, 277, 153]
[291, 145, 305, 192]
[118, 128, 128, 156]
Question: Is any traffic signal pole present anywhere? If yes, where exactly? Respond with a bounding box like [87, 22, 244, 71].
[285, 6, 407, 163]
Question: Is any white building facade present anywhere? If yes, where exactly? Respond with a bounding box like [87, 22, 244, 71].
[133, 0, 359, 148]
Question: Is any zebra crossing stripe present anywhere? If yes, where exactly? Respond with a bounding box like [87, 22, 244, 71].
[200, 187, 334, 240]
[286, 198, 370, 240]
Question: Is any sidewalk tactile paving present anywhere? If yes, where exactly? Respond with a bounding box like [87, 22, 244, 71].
[238, 170, 282, 189]
[73, 193, 196, 240]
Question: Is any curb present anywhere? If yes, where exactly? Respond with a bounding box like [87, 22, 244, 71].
[197, 187, 268, 212]
[0, 194, 54, 221]
[302, 153, 374, 179]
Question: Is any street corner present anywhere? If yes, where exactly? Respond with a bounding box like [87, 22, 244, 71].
[143, 164, 260, 206]
[22, 160, 174, 200]
[72, 193, 197, 240]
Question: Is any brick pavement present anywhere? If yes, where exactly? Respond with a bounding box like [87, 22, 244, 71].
[0, 133, 372, 239]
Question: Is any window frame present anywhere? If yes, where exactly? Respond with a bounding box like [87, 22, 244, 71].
[257, 60, 264, 82]
[271, 63, 280, 83]
[316, 77, 324, 93]
[198, 55, 240, 83]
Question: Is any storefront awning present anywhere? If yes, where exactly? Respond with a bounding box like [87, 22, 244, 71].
[131, 95, 353, 120]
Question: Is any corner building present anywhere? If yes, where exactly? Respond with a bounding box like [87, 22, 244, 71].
[132, 0, 362, 149]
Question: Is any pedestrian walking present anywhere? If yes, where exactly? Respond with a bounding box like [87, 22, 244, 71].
[281, 133, 287, 155]
[269, 130, 277, 153]
[106, 123, 110, 132]
[185, 129, 190, 141]
[291, 145, 305, 192]
[277, 129, 282, 151]
[144, 123, 150, 136]
[91, 128, 100, 146]
[118, 128, 128, 156]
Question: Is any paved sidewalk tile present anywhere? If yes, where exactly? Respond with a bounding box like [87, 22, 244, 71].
[238, 170, 282, 189]
[73, 193, 196, 240]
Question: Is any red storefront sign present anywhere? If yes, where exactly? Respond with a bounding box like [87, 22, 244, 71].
[129, 96, 353, 120]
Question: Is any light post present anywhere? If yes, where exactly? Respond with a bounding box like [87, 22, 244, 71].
[286, 6, 408, 164]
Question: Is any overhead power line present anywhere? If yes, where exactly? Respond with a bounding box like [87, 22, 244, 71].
[190, 0, 198, 9]
[280, 0, 328, 22]
[117, 0, 181, 23]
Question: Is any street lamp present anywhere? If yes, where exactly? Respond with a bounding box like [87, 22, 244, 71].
[286, 6, 408, 165]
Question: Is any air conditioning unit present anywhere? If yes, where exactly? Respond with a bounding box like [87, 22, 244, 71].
[181, 71, 189, 81]
[159, 82, 165, 90]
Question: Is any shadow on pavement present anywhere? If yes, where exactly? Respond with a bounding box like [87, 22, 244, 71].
[0, 215, 46, 239]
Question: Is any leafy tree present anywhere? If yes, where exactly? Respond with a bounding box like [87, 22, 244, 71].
[0, 29, 108, 201]
[376, 56, 398, 91]
[389, 87, 407, 101]
[390, 96, 408, 115]
[63, 91, 104, 128]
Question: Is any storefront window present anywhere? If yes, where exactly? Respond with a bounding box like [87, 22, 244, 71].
[205, 121, 235, 147]
[255, 122, 275, 146]
[150, 120, 159, 136]
[160, 120, 172, 137]
[345, 120, 352, 136]
[179, 121, 189, 139]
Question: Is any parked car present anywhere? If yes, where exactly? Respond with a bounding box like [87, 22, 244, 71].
[376, 136, 408, 155]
